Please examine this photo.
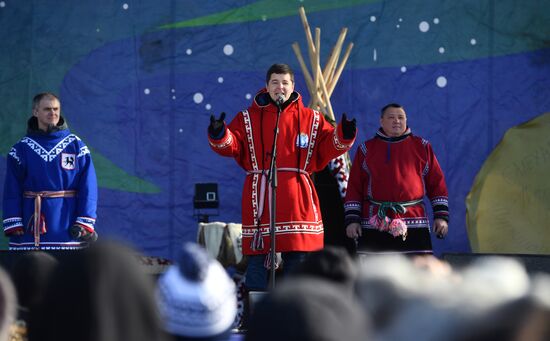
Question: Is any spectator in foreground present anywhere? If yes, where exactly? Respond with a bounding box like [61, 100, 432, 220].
[245, 277, 369, 341]
[28, 241, 168, 341]
[157, 242, 238, 341]
[0, 267, 17, 341]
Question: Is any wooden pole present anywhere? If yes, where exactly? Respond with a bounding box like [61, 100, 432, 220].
[298, 7, 317, 69]
[295, 6, 350, 123]
[292, 43, 315, 95]
[313, 27, 321, 108]
[328, 42, 354, 97]
[293, 6, 354, 184]
[293, 43, 325, 108]
[324, 28, 347, 87]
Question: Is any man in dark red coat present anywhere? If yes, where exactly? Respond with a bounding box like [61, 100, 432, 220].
[345, 103, 449, 255]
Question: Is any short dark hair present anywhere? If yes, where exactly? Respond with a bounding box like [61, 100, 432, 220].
[266, 63, 294, 84]
[33, 93, 59, 110]
[380, 103, 403, 117]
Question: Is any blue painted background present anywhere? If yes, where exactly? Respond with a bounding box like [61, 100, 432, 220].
[1, 0, 549, 258]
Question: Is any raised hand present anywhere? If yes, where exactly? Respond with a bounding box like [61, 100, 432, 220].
[209, 112, 226, 137]
[341, 113, 356, 139]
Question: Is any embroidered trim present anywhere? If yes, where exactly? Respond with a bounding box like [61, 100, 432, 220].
[344, 201, 361, 211]
[8, 147, 20, 164]
[361, 217, 430, 229]
[208, 131, 234, 149]
[75, 216, 96, 231]
[359, 144, 373, 201]
[241, 221, 324, 237]
[431, 196, 449, 206]
[422, 162, 429, 177]
[363, 159, 374, 216]
[344, 201, 362, 225]
[9, 242, 86, 251]
[3, 217, 23, 231]
[242, 110, 261, 225]
[303, 110, 320, 170]
[361, 159, 369, 173]
[21, 134, 78, 162]
[360, 142, 367, 155]
[332, 130, 352, 150]
[78, 146, 90, 158]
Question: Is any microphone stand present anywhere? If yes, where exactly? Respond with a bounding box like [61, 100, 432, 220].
[267, 101, 283, 289]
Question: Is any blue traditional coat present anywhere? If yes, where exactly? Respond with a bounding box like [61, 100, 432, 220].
[2, 117, 98, 250]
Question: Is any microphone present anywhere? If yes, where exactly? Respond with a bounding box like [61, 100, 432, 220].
[70, 225, 98, 242]
[276, 94, 285, 106]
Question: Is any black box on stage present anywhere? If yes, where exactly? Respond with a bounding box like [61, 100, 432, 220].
[194, 183, 219, 209]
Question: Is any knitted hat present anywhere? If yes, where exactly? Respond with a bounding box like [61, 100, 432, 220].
[157, 243, 237, 339]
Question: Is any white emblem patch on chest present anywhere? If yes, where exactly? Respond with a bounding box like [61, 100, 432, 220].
[61, 153, 76, 170]
[296, 132, 309, 149]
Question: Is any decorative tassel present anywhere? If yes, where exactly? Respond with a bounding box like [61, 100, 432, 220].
[389, 218, 408, 240]
[369, 215, 407, 240]
[250, 228, 264, 251]
[39, 213, 46, 233]
[263, 251, 280, 270]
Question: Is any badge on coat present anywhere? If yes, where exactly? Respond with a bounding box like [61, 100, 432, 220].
[296, 133, 309, 148]
[61, 153, 76, 170]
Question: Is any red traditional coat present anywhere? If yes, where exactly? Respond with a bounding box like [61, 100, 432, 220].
[208, 89, 354, 255]
[344, 128, 449, 253]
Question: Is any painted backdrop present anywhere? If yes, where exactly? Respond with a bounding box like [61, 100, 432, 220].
[1, 0, 549, 259]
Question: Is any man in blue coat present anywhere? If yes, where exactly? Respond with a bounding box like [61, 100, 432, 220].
[3, 93, 98, 250]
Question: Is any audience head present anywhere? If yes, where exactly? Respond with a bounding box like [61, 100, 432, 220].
[28, 240, 168, 341]
[355, 254, 430, 332]
[457, 256, 530, 311]
[0, 267, 16, 341]
[245, 277, 370, 341]
[157, 242, 237, 341]
[453, 273, 550, 341]
[10, 251, 58, 312]
[355, 254, 543, 341]
[291, 246, 358, 293]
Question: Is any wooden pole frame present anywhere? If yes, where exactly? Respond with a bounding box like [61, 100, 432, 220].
[292, 6, 354, 169]
[293, 6, 353, 123]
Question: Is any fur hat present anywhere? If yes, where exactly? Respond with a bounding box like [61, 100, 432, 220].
[157, 243, 237, 339]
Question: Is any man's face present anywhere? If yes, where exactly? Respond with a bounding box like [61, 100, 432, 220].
[380, 107, 407, 137]
[266, 73, 295, 103]
[33, 97, 61, 131]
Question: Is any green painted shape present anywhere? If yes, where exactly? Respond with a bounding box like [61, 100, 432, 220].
[0, 1, 163, 194]
[158, 0, 377, 29]
[157, 0, 550, 67]
[92, 149, 161, 193]
[1, 128, 160, 194]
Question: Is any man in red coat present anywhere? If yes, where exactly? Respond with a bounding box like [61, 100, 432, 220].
[344, 103, 449, 255]
[208, 64, 356, 290]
